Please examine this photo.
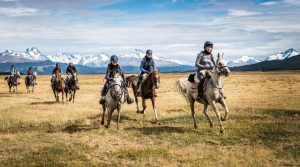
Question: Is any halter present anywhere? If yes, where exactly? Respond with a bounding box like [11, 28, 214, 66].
[109, 82, 124, 102]
[207, 65, 225, 90]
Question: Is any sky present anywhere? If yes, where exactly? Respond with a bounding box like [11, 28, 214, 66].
[0, 0, 299, 62]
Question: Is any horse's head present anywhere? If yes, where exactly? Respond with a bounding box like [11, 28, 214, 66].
[215, 53, 231, 77]
[150, 70, 160, 89]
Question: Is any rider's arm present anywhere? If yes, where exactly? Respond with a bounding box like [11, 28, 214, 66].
[195, 53, 206, 70]
[139, 59, 149, 73]
[152, 59, 156, 71]
[105, 67, 113, 81]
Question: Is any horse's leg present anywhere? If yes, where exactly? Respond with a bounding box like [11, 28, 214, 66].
[65, 91, 68, 102]
[151, 97, 158, 122]
[73, 90, 75, 103]
[135, 95, 140, 113]
[203, 103, 213, 127]
[220, 98, 229, 121]
[188, 94, 197, 129]
[105, 108, 113, 128]
[211, 101, 224, 134]
[101, 104, 106, 125]
[117, 107, 121, 129]
[142, 97, 147, 117]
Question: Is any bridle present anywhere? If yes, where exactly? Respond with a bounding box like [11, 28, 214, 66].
[109, 81, 124, 102]
[149, 71, 160, 88]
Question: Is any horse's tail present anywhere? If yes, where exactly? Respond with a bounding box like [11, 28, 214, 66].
[176, 78, 189, 103]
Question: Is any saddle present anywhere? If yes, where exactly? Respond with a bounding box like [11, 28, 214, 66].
[188, 73, 208, 92]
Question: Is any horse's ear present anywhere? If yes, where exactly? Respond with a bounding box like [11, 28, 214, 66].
[217, 53, 221, 59]
[222, 53, 224, 58]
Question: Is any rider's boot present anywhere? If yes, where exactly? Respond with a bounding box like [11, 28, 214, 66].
[99, 96, 106, 105]
[99, 85, 107, 104]
[127, 96, 134, 104]
[196, 79, 205, 101]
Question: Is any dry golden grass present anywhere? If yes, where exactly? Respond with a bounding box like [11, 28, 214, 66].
[0, 72, 299, 166]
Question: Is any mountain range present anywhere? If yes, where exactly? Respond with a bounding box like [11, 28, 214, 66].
[0, 47, 299, 74]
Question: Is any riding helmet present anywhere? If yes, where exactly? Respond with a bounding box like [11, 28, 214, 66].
[146, 49, 152, 55]
[204, 41, 213, 49]
[110, 55, 118, 62]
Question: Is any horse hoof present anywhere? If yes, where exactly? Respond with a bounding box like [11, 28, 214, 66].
[209, 124, 214, 128]
[194, 124, 198, 129]
[105, 125, 109, 129]
[221, 117, 226, 121]
[220, 129, 224, 134]
[151, 120, 158, 124]
[101, 121, 104, 125]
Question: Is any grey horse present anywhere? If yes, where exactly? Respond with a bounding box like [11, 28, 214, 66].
[177, 53, 231, 134]
[100, 73, 126, 129]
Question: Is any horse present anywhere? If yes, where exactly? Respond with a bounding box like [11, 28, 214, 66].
[4, 72, 21, 94]
[25, 72, 37, 93]
[126, 70, 160, 122]
[176, 53, 230, 134]
[51, 72, 65, 103]
[100, 73, 126, 129]
[64, 73, 77, 103]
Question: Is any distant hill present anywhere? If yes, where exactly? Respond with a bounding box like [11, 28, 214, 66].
[231, 54, 300, 71]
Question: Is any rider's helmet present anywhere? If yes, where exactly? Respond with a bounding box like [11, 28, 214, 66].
[11, 65, 15, 68]
[146, 49, 152, 55]
[56, 63, 60, 68]
[204, 41, 213, 49]
[110, 55, 118, 63]
[29, 67, 32, 70]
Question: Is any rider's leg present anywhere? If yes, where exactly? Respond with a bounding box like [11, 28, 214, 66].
[196, 74, 205, 101]
[136, 75, 143, 94]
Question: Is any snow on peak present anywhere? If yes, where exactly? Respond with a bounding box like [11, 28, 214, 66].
[228, 56, 260, 67]
[0, 47, 47, 63]
[265, 48, 299, 61]
[46, 52, 82, 64]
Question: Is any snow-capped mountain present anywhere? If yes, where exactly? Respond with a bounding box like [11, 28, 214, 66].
[228, 56, 261, 67]
[0, 47, 191, 69]
[47, 52, 82, 64]
[265, 48, 299, 61]
[0, 47, 47, 63]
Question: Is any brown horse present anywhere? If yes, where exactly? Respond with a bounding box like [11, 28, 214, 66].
[4, 73, 21, 94]
[51, 73, 65, 103]
[126, 70, 160, 122]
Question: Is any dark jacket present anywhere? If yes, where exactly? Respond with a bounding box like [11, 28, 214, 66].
[195, 51, 216, 71]
[27, 69, 33, 75]
[140, 57, 156, 74]
[105, 63, 125, 82]
[66, 65, 77, 74]
[52, 67, 62, 74]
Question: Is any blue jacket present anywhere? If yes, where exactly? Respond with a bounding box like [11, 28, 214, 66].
[140, 57, 156, 74]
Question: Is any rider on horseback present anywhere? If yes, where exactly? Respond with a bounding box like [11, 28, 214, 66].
[66, 62, 80, 90]
[51, 63, 63, 85]
[99, 55, 134, 105]
[136, 49, 157, 96]
[26, 67, 37, 85]
[9, 65, 16, 83]
[195, 41, 216, 101]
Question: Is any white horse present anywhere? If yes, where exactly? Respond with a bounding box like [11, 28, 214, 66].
[177, 53, 231, 134]
[100, 73, 126, 129]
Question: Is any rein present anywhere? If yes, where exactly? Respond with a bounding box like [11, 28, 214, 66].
[109, 83, 124, 102]
[207, 66, 225, 90]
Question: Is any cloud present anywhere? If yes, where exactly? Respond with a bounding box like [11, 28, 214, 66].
[228, 9, 262, 17]
[0, 7, 37, 17]
[283, 0, 300, 6]
[260, 1, 279, 5]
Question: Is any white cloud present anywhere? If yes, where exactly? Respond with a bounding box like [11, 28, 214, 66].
[172, 0, 177, 3]
[0, 7, 37, 17]
[283, 0, 300, 6]
[260, 1, 279, 5]
[228, 9, 262, 17]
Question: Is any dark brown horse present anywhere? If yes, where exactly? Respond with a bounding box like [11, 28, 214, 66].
[4, 73, 21, 94]
[64, 74, 77, 103]
[126, 70, 160, 122]
[51, 72, 65, 103]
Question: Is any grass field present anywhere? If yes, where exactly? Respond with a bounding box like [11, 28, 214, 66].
[0, 72, 299, 166]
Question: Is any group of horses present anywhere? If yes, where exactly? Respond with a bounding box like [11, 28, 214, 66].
[4, 72, 37, 94]
[3, 53, 231, 134]
[51, 72, 78, 103]
[100, 53, 231, 134]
